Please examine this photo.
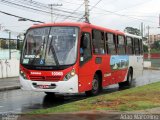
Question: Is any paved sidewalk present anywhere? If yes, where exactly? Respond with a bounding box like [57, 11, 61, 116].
[0, 77, 20, 91]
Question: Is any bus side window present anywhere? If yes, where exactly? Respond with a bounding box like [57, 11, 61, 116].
[92, 30, 105, 54]
[117, 35, 125, 55]
[134, 38, 140, 55]
[106, 33, 116, 55]
[126, 37, 134, 55]
[80, 33, 92, 63]
[139, 39, 143, 55]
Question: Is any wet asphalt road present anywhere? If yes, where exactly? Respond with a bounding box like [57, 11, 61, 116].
[0, 69, 160, 114]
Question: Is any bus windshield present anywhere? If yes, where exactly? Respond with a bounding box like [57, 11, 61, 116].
[21, 27, 79, 66]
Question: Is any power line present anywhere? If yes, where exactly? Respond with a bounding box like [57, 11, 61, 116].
[0, 10, 44, 23]
[13, 0, 49, 11]
[78, 0, 103, 22]
[20, 0, 83, 15]
[89, 0, 156, 24]
[0, 0, 82, 20]
[82, 0, 156, 24]
[92, 6, 156, 24]
[0, 0, 82, 17]
[91, 12, 159, 18]
[0, 0, 85, 22]
[90, 0, 103, 11]
[62, 2, 85, 21]
[1, 0, 157, 25]
[124, 15, 159, 18]
[113, 1, 151, 13]
[58, 0, 83, 5]
[104, 0, 119, 5]
[48, 3, 63, 22]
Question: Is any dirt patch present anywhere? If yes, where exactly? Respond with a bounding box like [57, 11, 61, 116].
[91, 99, 126, 108]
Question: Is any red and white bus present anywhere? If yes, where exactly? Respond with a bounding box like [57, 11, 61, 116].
[19, 22, 143, 96]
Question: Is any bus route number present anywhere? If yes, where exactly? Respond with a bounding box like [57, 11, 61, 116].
[52, 72, 63, 76]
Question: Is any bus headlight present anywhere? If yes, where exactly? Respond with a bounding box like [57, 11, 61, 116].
[63, 69, 76, 81]
[20, 70, 27, 79]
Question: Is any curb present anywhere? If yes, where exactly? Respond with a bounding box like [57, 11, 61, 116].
[144, 67, 160, 70]
[0, 86, 21, 92]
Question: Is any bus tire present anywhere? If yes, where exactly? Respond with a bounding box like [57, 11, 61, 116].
[85, 74, 100, 96]
[119, 69, 133, 88]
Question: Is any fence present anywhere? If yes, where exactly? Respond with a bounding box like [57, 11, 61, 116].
[0, 38, 23, 60]
[144, 53, 160, 68]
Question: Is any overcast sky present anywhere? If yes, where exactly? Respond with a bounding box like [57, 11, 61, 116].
[0, 0, 160, 37]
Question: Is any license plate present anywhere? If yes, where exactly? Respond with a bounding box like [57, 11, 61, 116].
[38, 85, 49, 89]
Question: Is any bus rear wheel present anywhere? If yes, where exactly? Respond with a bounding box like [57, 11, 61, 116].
[85, 74, 100, 96]
[45, 92, 56, 96]
[119, 69, 133, 88]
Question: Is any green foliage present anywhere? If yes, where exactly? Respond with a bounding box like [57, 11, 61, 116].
[17, 41, 23, 50]
[0, 40, 8, 49]
[150, 48, 160, 53]
[0, 39, 23, 50]
[149, 41, 160, 53]
[124, 27, 141, 36]
[10, 41, 17, 49]
[143, 45, 148, 53]
[152, 41, 160, 50]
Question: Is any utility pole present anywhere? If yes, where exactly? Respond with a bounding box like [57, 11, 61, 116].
[48, 3, 63, 22]
[9, 31, 11, 59]
[159, 14, 160, 27]
[147, 25, 151, 60]
[84, 0, 89, 23]
[4, 29, 11, 59]
[144, 24, 145, 37]
[141, 22, 143, 37]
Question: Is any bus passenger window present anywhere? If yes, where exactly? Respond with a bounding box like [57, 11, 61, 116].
[139, 39, 143, 54]
[106, 33, 116, 55]
[92, 30, 105, 54]
[126, 37, 134, 55]
[117, 35, 125, 55]
[134, 38, 140, 55]
[80, 33, 92, 63]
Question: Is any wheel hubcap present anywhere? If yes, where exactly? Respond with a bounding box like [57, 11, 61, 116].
[92, 78, 98, 91]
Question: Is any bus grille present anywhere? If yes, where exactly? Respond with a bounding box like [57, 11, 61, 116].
[29, 76, 61, 82]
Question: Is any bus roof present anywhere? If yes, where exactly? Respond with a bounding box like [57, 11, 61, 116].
[30, 22, 124, 35]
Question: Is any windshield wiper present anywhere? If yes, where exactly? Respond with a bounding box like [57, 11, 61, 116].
[48, 36, 60, 66]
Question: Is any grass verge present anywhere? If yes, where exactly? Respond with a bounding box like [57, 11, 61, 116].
[31, 82, 160, 114]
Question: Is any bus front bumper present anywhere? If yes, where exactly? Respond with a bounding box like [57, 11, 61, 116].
[19, 75, 79, 93]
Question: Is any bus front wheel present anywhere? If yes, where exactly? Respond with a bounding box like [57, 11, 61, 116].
[85, 74, 100, 96]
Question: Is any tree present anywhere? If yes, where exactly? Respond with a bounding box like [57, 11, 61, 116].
[0, 40, 8, 49]
[124, 27, 140, 36]
[152, 41, 160, 50]
[10, 41, 17, 49]
[143, 44, 148, 53]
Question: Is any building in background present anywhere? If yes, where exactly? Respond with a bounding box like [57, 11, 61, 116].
[148, 34, 160, 44]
